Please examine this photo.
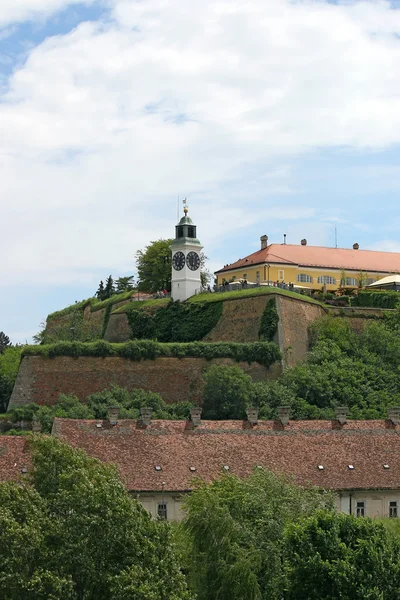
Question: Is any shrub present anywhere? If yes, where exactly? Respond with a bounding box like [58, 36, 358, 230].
[352, 290, 400, 309]
[259, 298, 279, 341]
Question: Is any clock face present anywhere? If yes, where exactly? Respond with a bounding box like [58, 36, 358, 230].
[172, 251, 185, 271]
[187, 251, 201, 271]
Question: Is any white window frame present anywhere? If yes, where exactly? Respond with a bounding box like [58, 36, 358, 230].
[296, 274, 313, 283]
[356, 501, 365, 517]
[157, 502, 168, 520]
[389, 501, 398, 518]
[317, 275, 337, 285]
[345, 277, 357, 286]
[278, 270, 284, 280]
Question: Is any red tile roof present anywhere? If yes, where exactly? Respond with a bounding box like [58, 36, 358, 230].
[215, 244, 400, 275]
[53, 418, 400, 492]
[0, 437, 31, 482]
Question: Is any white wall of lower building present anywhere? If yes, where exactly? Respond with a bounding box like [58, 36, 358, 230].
[134, 489, 400, 521]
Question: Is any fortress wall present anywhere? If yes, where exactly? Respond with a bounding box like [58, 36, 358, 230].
[275, 295, 326, 367]
[104, 313, 132, 342]
[9, 356, 282, 408]
[204, 295, 277, 343]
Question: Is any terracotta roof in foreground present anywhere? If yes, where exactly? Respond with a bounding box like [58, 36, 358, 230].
[0, 437, 31, 482]
[215, 244, 400, 274]
[53, 418, 400, 492]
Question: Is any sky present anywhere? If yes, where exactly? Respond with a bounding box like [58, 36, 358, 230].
[1, 0, 400, 343]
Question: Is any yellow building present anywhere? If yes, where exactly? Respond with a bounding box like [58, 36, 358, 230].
[215, 235, 400, 292]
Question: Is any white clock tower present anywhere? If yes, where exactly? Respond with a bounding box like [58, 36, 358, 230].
[171, 204, 203, 302]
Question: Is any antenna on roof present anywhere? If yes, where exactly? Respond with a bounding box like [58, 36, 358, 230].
[335, 226, 337, 249]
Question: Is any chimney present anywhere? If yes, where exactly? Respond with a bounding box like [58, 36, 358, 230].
[283, 234, 287, 245]
[387, 407, 400, 425]
[260, 235, 268, 250]
[353, 243, 359, 250]
[108, 406, 119, 426]
[277, 406, 290, 426]
[301, 239, 307, 246]
[140, 407, 153, 427]
[246, 407, 258, 426]
[32, 418, 42, 433]
[335, 406, 348, 425]
[190, 406, 202, 427]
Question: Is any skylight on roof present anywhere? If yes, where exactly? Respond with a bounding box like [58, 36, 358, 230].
[154, 466, 162, 471]
[348, 465, 355, 470]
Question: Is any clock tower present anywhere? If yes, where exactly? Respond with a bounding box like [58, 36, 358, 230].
[171, 203, 203, 302]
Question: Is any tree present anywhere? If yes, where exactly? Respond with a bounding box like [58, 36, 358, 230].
[104, 275, 115, 299]
[0, 346, 22, 413]
[0, 437, 192, 600]
[202, 364, 253, 419]
[95, 280, 105, 300]
[136, 239, 174, 294]
[115, 276, 135, 294]
[181, 469, 333, 600]
[284, 510, 400, 600]
[0, 331, 11, 354]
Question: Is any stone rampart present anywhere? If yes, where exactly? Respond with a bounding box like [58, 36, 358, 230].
[9, 356, 282, 408]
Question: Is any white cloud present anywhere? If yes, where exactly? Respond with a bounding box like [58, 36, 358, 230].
[1, 0, 400, 286]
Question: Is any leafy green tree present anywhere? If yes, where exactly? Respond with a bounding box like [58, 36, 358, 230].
[182, 469, 333, 600]
[0, 437, 192, 600]
[0, 331, 11, 354]
[0, 346, 22, 413]
[136, 239, 173, 294]
[115, 276, 135, 293]
[284, 510, 400, 600]
[202, 364, 253, 419]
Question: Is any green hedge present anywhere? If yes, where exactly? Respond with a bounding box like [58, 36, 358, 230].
[188, 286, 323, 305]
[125, 301, 223, 342]
[22, 340, 281, 367]
[351, 291, 400, 309]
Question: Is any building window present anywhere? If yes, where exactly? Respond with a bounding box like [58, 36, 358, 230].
[345, 277, 357, 286]
[243, 274, 247, 279]
[367, 278, 377, 285]
[157, 503, 167, 520]
[256, 271, 260, 281]
[356, 501, 365, 517]
[232, 276, 236, 281]
[296, 274, 313, 283]
[317, 276, 337, 285]
[278, 270, 284, 280]
[389, 501, 398, 518]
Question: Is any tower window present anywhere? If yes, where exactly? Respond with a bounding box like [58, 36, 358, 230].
[390, 501, 398, 518]
[188, 226, 196, 238]
[356, 501, 365, 517]
[177, 226, 184, 238]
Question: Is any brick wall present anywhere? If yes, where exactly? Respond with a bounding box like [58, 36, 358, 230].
[9, 356, 282, 408]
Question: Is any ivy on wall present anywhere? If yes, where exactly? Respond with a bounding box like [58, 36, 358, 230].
[125, 301, 224, 342]
[259, 299, 279, 341]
